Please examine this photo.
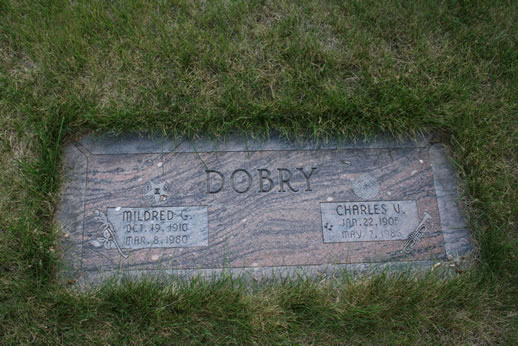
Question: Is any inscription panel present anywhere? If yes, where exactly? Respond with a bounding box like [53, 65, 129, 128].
[321, 201, 419, 242]
[106, 206, 208, 249]
[79, 148, 444, 269]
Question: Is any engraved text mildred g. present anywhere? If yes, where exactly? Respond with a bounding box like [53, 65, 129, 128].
[105, 206, 208, 249]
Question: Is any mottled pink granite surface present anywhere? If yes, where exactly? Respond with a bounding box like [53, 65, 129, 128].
[58, 135, 471, 285]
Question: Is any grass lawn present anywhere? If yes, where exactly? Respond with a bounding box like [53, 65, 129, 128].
[1, 0, 517, 343]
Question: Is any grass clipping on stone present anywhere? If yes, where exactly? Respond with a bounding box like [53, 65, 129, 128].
[0, 0, 517, 343]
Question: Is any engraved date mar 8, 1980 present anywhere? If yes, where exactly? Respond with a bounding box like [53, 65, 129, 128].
[93, 206, 209, 251]
[320, 200, 419, 242]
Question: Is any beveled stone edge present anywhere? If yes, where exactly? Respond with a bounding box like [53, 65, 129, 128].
[78, 133, 431, 155]
[57, 144, 89, 281]
[72, 259, 458, 289]
[429, 144, 472, 259]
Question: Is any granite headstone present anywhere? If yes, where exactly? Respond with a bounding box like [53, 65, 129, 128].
[58, 134, 472, 286]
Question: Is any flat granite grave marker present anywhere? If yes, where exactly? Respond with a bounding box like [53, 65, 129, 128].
[58, 135, 472, 286]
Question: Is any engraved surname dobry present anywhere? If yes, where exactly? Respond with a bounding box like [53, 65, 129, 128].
[205, 167, 317, 194]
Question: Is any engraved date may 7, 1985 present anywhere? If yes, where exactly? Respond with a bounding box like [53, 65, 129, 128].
[320, 200, 420, 242]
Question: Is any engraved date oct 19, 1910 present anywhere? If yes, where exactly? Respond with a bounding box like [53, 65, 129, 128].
[95, 206, 209, 251]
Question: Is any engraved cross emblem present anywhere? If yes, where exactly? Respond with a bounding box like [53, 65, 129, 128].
[145, 181, 171, 203]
